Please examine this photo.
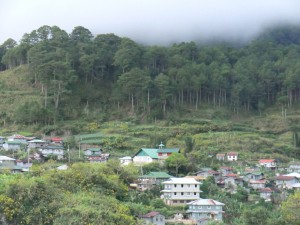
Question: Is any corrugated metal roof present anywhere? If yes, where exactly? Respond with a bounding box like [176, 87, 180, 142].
[188, 198, 225, 206]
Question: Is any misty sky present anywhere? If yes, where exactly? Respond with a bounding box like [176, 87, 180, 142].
[1, 0, 300, 45]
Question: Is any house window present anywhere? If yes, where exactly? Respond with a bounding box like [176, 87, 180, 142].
[174, 192, 177, 195]
[198, 206, 202, 209]
[173, 200, 177, 203]
[187, 192, 190, 195]
[195, 185, 198, 188]
[207, 206, 211, 209]
[180, 200, 184, 203]
[181, 192, 184, 195]
[181, 184, 184, 188]
[194, 192, 197, 195]
[188, 184, 190, 187]
[174, 184, 177, 188]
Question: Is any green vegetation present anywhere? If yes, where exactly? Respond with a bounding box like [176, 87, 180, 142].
[1, 25, 300, 224]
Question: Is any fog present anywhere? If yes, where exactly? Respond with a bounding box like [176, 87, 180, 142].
[1, 0, 300, 45]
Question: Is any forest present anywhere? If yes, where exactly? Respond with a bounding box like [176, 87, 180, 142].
[1, 25, 300, 124]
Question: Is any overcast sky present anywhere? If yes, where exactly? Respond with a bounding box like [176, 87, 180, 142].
[1, 0, 300, 45]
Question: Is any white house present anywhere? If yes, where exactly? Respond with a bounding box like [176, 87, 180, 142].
[7, 134, 27, 144]
[227, 152, 238, 161]
[187, 199, 225, 224]
[288, 162, 300, 173]
[119, 156, 133, 165]
[275, 175, 298, 189]
[28, 139, 47, 149]
[2, 141, 22, 151]
[258, 159, 277, 170]
[161, 178, 201, 205]
[132, 148, 158, 164]
[39, 145, 64, 159]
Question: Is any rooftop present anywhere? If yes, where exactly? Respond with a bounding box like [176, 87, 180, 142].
[259, 159, 275, 163]
[188, 198, 225, 206]
[140, 211, 161, 218]
[163, 178, 200, 185]
[275, 175, 296, 181]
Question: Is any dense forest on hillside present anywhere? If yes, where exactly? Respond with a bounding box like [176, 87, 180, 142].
[1, 25, 300, 124]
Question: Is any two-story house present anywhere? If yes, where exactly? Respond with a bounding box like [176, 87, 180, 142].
[161, 178, 201, 205]
[259, 159, 277, 170]
[227, 152, 238, 161]
[243, 171, 264, 182]
[216, 153, 225, 161]
[187, 199, 225, 224]
[0, 156, 22, 173]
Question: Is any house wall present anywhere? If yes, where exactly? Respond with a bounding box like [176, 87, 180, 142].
[3, 143, 21, 151]
[133, 156, 154, 163]
[188, 205, 223, 221]
[163, 183, 200, 205]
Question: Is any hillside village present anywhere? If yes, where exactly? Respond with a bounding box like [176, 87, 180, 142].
[1, 134, 300, 224]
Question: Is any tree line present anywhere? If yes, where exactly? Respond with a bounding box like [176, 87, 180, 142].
[1, 25, 300, 123]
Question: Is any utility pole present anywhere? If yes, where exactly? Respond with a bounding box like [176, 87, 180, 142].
[68, 145, 70, 164]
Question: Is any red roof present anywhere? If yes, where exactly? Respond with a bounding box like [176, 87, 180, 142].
[51, 137, 63, 142]
[250, 179, 266, 184]
[227, 152, 238, 156]
[10, 134, 26, 139]
[276, 175, 296, 181]
[216, 154, 225, 157]
[141, 211, 160, 218]
[226, 173, 238, 177]
[259, 159, 275, 163]
[259, 188, 273, 193]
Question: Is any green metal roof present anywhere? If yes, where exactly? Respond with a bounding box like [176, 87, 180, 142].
[85, 148, 102, 152]
[5, 141, 22, 145]
[157, 148, 180, 153]
[140, 171, 173, 179]
[133, 148, 158, 159]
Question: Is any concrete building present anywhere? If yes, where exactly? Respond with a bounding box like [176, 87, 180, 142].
[161, 178, 201, 205]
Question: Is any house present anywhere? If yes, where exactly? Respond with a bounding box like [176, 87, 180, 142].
[249, 179, 267, 190]
[196, 169, 221, 182]
[0, 156, 22, 173]
[27, 139, 47, 149]
[87, 154, 109, 163]
[0, 136, 4, 146]
[16, 159, 32, 171]
[83, 148, 102, 156]
[39, 145, 64, 159]
[259, 188, 273, 201]
[275, 175, 299, 189]
[133, 148, 158, 164]
[287, 161, 300, 173]
[219, 166, 233, 176]
[138, 172, 173, 191]
[223, 174, 243, 191]
[2, 141, 22, 151]
[7, 134, 27, 144]
[187, 199, 225, 224]
[161, 178, 201, 205]
[50, 137, 63, 144]
[216, 153, 225, 161]
[227, 152, 238, 161]
[243, 171, 264, 182]
[119, 156, 133, 165]
[157, 148, 180, 160]
[259, 159, 277, 170]
[140, 211, 165, 225]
